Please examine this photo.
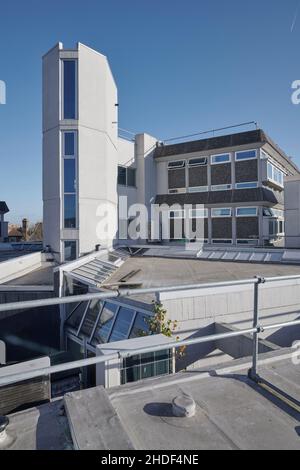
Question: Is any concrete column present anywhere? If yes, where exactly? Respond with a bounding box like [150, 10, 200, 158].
[231, 152, 235, 187]
[258, 206, 264, 246]
[257, 148, 262, 187]
[232, 212, 237, 245]
[208, 209, 212, 244]
[207, 158, 211, 190]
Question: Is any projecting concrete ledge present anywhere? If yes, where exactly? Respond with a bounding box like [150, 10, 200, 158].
[64, 386, 134, 450]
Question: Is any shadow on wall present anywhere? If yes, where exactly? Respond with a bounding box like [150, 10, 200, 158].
[266, 320, 300, 348]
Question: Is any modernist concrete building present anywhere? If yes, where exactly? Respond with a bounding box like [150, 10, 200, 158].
[43, 43, 300, 262]
[0, 202, 9, 242]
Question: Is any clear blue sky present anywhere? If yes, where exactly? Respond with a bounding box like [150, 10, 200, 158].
[0, 0, 300, 223]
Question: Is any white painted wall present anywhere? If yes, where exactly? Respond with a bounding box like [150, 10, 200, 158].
[43, 42, 119, 260]
[43, 44, 62, 257]
[159, 279, 300, 346]
[285, 176, 300, 248]
[0, 252, 43, 284]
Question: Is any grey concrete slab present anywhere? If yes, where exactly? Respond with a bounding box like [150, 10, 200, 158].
[107, 354, 300, 450]
[5, 399, 72, 450]
[4, 265, 54, 286]
[64, 386, 134, 450]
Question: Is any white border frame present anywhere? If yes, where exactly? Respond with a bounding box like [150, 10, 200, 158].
[236, 207, 258, 217]
[211, 208, 232, 218]
[235, 149, 257, 162]
[211, 153, 231, 165]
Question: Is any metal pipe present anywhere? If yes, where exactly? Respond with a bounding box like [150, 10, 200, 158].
[262, 319, 300, 331]
[1, 272, 300, 314]
[0, 326, 257, 387]
[249, 277, 263, 380]
[0, 278, 259, 313]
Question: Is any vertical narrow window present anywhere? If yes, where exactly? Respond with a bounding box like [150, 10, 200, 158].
[63, 131, 77, 229]
[64, 159, 76, 193]
[64, 132, 75, 156]
[64, 194, 76, 228]
[63, 60, 77, 119]
[64, 241, 77, 261]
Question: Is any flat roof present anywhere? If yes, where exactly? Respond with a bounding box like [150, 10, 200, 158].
[5, 349, 299, 450]
[61, 349, 299, 450]
[154, 129, 300, 174]
[104, 351, 300, 450]
[107, 256, 300, 292]
[3, 265, 54, 286]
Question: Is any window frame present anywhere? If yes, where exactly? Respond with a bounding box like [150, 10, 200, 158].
[189, 208, 208, 219]
[188, 157, 207, 167]
[63, 240, 77, 262]
[168, 160, 186, 169]
[62, 131, 78, 230]
[188, 186, 208, 193]
[235, 182, 258, 190]
[212, 239, 233, 245]
[168, 188, 186, 194]
[61, 59, 78, 120]
[211, 184, 232, 192]
[211, 153, 231, 165]
[211, 208, 232, 218]
[169, 209, 186, 219]
[236, 207, 258, 217]
[235, 149, 257, 161]
[118, 165, 136, 188]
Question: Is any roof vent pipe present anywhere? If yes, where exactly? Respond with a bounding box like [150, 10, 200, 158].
[172, 393, 196, 418]
[95, 244, 101, 252]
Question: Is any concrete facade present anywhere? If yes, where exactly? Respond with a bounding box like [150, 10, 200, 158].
[284, 175, 300, 248]
[43, 43, 300, 261]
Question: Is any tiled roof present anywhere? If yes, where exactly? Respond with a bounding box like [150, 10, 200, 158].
[155, 187, 280, 206]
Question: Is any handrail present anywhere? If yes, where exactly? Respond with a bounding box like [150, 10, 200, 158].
[0, 319, 299, 387]
[1, 273, 300, 313]
[1, 273, 300, 387]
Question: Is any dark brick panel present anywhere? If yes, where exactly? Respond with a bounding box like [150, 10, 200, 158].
[212, 218, 232, 239]
[211, 163, 232, 185]
[236, 217, 259, 239]
[235, 159, 258, 183]
[168, 169, 186, 189]
[189, 166, 208, 187]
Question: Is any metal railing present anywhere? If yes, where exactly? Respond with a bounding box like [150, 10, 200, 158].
[0, 274, 300, 387]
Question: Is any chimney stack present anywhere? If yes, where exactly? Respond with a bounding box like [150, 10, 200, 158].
[22, 218, 28, 241]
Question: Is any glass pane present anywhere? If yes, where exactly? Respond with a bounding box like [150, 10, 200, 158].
[127, 168, 136, 187]
[118, 166, 126, 185]
[129, 312, 150, 338]
[92, 302, 118, 344]
[64, 240, 77, 261]
[66, 301, 88, 330]
[63, 60, 76, 119]
[81, 300, 103, 337]
[64, 194, 76, 228]
[212, 154, 230, 164]
[109, 307, 135, 342]
[64, 159, 76, 193]
[236, 150, 256, 160]
[64, 132, 75, 156]
[141, 353, 155, 379]
[237, 208, 257, 216]
[168, 161, 185, 168]
[67, 338, 84, 360]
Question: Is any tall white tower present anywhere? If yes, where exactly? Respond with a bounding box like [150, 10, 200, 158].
[43, 42, 118, 262]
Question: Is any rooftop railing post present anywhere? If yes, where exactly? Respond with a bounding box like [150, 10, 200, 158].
[248, 276, 265, 381]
